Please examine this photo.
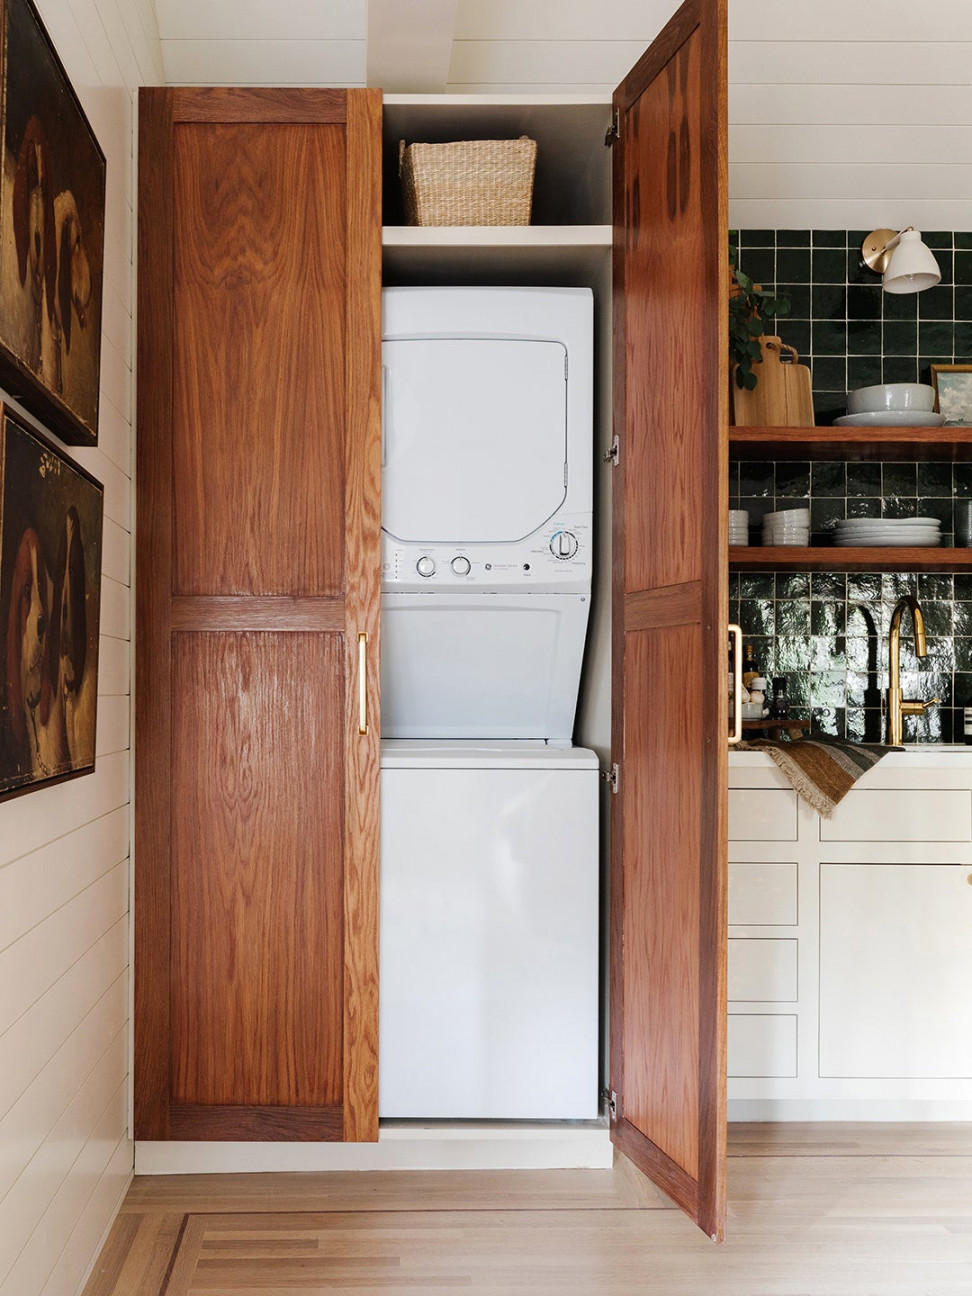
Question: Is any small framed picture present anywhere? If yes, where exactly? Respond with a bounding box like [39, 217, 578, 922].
[930, 364, 972, 427]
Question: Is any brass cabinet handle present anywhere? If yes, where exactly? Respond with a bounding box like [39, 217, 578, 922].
[728, 623, 743, 746]
[358, 632, 369, 736]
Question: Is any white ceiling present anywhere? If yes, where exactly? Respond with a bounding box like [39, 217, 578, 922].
[149, 0, 972, 229]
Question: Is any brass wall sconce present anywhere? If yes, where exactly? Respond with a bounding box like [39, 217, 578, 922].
[861, 227, 942, 294]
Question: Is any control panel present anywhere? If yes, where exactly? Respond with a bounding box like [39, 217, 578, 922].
[382, 513, 592, 592]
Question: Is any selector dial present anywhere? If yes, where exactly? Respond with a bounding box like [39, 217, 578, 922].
[416, 556, 436, 578]
[550, 530, 579, 560]
[451, 556, 471, 576]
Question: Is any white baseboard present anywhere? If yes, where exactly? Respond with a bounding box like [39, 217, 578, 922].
[135, 1123, 614, 1175]
[729, 1098, 972, 1121]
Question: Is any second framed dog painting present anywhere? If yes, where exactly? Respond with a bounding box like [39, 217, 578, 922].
[0, 404, 103, 796]
[0, 0, 105, 446]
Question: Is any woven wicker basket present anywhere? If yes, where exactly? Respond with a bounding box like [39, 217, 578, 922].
[399, 136, 537, 226]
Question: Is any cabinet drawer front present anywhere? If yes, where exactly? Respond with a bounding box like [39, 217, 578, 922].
[728, 790, 798, 841]
[821, 790, 971, 842]
[728, 1015, 797, 1078]
[728, 939, 797, 1002]
[729, 862, 797, 926]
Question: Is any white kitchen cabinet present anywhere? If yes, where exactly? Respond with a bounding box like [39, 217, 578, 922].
[819, 863, 972, 1079]
[729, 751, 972, 1119]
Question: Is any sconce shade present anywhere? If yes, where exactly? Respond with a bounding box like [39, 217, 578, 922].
[862, 227, 942, 294]
[883, 229, 941, 294]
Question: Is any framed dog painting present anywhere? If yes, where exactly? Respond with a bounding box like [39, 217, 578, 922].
[0, 404, 103, 796]
[0, 0, 105, 446]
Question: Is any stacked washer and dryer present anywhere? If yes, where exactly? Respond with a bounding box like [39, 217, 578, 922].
[378, 287, 600, 1121]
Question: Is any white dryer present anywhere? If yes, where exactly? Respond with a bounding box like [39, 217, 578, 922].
[380, 286, 593, 741]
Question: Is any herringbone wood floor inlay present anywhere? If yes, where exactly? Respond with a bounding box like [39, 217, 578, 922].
[83, 1127, 972, 1295]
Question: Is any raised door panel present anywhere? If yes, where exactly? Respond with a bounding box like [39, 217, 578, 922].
[610, 0, 728, 1240]
[621, 624, 701, 1180]
[135, 87, 381, 1143]
[170, 632, 345, 1109]
[172, 123, 347, 598]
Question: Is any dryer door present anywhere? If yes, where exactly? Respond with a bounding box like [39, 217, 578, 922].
[383, 338, 567, 544]
[381, 592, 590, 740]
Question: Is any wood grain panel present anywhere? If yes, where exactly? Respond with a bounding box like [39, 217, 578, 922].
[610, 0, 728, 1242]
[170, 632, 344, 1107]
[730, 425, 972, 461]
[622, 626, 701, 1176]
[625, 582, 702, 631]
[621, 25, 705, 593]
[136, 88, 381, 1142]
[135, 87, 175, 1141]
[170, 597, 344, 632]
[171, 87, 349, 123]
[168, 1105, 343, 1142]
[172, 122, 346, 597]
[729, 546, 972, 573]
[340, 88, 382, 1144]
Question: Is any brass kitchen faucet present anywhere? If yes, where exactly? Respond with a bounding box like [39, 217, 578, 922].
[887, 596, 939, 746]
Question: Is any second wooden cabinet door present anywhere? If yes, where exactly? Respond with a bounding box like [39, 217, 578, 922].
[135, 88, 382, 1141]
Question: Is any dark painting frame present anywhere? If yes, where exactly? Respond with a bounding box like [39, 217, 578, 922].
[0, 403, 103, 796]
[0, 0, 106, 446]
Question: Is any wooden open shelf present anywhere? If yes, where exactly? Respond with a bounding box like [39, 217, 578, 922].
[729, 425, 972, 461]
[730, 546, 972, 572]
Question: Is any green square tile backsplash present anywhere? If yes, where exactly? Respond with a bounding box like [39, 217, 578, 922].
[733, 228, 970, 424]
[730, 228, 972, 744]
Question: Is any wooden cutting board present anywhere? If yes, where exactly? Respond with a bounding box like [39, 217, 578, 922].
[732, 336, 814, 427]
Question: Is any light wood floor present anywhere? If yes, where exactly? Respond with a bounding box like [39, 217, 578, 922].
[83, 1125, 972, 1295]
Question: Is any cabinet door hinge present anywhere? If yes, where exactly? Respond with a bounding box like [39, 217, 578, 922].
[602, 763, 619, 794]
[604, 110, 620, 147]
[604, 435, 619, 466]
[600, 1087, 618, 1119]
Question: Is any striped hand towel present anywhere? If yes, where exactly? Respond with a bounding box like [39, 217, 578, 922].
[736, 737, 896, 819]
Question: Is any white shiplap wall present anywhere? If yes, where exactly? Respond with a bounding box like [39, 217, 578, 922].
[152, 0, 972, 229]
[0, 3, 162, 1295]
[446, 0, 972, 231]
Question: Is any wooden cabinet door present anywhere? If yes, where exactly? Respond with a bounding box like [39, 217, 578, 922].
[609, 0, 729, 1237]
[135, 88, 382, 1141]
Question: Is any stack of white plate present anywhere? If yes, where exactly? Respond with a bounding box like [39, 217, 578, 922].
[729, 509, 749, 546]
[833, 517, 942, 548]
[762, 507, 810, 547]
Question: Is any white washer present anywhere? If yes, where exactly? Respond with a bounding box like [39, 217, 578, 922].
[381, 286, 593, 741]
[379, 741, 600, 1120]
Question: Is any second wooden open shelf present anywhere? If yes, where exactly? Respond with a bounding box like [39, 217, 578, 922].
[730, 425, 972, 461]
[730, 546, 972, 572]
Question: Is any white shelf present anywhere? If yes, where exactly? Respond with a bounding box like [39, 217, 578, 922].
[382, 225, 612, 284]
[383, 225, 611, 248]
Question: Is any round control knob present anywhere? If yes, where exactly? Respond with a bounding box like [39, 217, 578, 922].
[550, 530, 579, 560]
[451, 556, 471, 576]
[416, 556, 436, 578]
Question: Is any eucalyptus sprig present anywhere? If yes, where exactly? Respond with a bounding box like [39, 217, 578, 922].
[729, 241, 791, 390]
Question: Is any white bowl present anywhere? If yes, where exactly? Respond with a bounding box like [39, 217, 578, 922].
[846, 382, 936, 415]
[764, 508, 810, 523]
[728, 509, 749, 523]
